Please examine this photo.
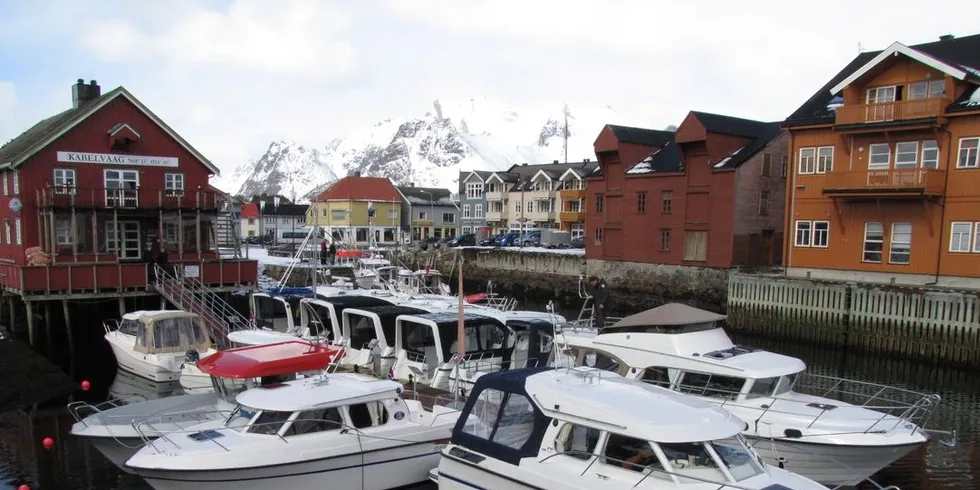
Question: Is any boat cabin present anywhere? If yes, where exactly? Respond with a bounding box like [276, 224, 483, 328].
[400, 270, 450, 295]
[114, 310, 211, 355]
[390, 312, 515, 388]
[298, 295, 396, 341]
[504, 318, 555, 369]
[444, 367, 773, 488]
[341, 305, 430, 371]
[196, 340, 340, 403]
[251, 288, 316, 333]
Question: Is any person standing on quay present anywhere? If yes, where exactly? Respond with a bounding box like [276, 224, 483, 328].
[588, 275, 609, 328]
[320, 239, 328, 266]
[328, 241, 337, 265]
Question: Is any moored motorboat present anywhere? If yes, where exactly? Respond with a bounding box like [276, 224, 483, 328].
[104, 310, 215, 382]
[433, 366, 828, 489]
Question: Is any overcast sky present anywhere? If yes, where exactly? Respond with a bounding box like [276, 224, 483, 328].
[1, 0, 978, 177]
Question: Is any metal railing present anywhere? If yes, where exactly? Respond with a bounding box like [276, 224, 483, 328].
[37, 186, 225, 210]
[154, 264, 252, 348]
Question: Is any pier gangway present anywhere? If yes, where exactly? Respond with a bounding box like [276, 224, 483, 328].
[153, 264, 251, 348]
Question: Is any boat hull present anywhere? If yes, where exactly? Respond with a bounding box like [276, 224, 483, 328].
[107, 337, 180, 382]
[130, 441, 443, 490]
[89, 436, 148, 474]
[746, 435, 922, 486]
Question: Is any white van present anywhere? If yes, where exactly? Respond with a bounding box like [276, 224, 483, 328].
[275, 227, 316, 245]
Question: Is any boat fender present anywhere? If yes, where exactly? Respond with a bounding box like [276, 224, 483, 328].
[783, 428, 803, 439]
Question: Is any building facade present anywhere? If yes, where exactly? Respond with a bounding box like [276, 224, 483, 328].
[257, 203, 308, 242]
[482, 161, 595, 235]
[240, 202, 260, 238]
[587, 116, 787, 267]
[397, 185, 458, 240]
[0, 79, 257, 298]
[458, 171, 491, 236]
[783, 34, 980, 288]
[311, 175, 401, 246]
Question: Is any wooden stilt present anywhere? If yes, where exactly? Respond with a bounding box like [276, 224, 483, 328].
[63, 299, 75, 376]
[6, 296, 14, 334]
[118, 296, 125, 317]
[25, 300, 35, 346]
[43, 301, 52, 356]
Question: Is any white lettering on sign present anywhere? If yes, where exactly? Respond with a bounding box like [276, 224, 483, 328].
[183, 265, 200, 278]
[56, 151, 178, 168]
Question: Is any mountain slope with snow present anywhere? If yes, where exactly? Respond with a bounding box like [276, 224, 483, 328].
[216, 97, 642, 201]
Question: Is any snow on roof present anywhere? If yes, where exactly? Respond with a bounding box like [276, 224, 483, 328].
[712, 146, 745, 169]
[625, 149, 660, 175]
[967, 86, 980, 107]
[960, 64, 980, 78]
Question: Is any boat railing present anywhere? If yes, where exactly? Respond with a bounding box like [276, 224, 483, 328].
[67, 395, 150, 425]
[404, 350, 427, 364]
[457, 356, 540, 376]
[102, 319, 120, 335]
[537, 449, 763, 489]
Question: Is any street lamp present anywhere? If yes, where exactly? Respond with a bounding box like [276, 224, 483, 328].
[259, 200, 267, 247]
[273, 196, 281, 246]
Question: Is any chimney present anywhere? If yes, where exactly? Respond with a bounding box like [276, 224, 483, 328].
[584, 158, 590, 162]
[349, 170, 362, 177]
[409, 182, 415, 187]
[940, 34, 955, 41]
[553, 160, 559, 164]
[71, 79, 101, 109]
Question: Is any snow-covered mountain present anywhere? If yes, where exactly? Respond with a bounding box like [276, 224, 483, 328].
[214, 97, 641, 202]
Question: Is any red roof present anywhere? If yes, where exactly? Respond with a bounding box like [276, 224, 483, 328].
[196, 340, 340, 378]
[316, 176, 401, 202]
[240, 202, 259, 218]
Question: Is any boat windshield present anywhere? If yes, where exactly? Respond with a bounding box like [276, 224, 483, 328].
[657, 435, 763, 483]
[211, 376, 249, 403]
[746, 371, 802, 398]
[118, 318, 141, 336]
[705, 436, 765, 481]
[225, 405, 258, 428]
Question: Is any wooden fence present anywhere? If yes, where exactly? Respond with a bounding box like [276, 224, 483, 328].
[727, 273, 980, 366]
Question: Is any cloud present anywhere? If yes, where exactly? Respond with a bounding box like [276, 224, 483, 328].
[0, 82, 18, 141]
[79, 0, 356, 80]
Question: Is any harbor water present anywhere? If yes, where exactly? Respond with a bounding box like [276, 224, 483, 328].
[0, 300, 978, 490]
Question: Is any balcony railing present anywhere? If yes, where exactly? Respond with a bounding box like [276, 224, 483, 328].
[486, 211, 506, 222]
[559, 189, 586, 199]
[38, 187, 224, 210]
[560, 211, 586, 222]
[834, 98, 949, 126]
[486, 191, 506, 201]
[822, 168, 946, 197]
[526, 210, 556, 222]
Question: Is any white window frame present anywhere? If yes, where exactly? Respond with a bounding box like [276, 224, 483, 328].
[475, 204, 484, 218]
[950, 222, 973, 253]
[4, 218, 10, 245]
[908, 80, 945, 100]
[417, 211, 428, 220]
[14, 218, 21, 246]
[921, 140, 939, 169]
[54, 168, 77, 194]
[465, 182, 484, 199]
[794, 220, 811, 247]
[56, 218, 72, 246]
[973, 223, 980, 254]
[812, 221, 829, 248]
[2, 173, 7, 196]
[462, 204, 471, 218]
[889, 222, 912, 265]
[12, 170, 18, 195]
[863, 222, 884, 263]
[894, 142, 919, 168]
[868, 144, 891, 170]
[866, 86, 897, 104]
[815, 147, 834, 174]
[798, 148, 816, 174]
[594, 227, 603, 246]
[164, 172, 185, 191]
[957, 137, 979, 169]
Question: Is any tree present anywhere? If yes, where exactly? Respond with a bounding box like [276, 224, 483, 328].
[664, 124, 678, 132]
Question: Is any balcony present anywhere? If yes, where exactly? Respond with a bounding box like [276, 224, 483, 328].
[526, 210, 556, 222]
[525, 189, 553, 201]
[486, 210, 507, 222]
[834, 98, 949, 129]
[486, 191, 507, 201]
[822, 169, 946, 198]
[560, 211, 586, 222]
[559, 189, 586, 200]
[37, 187, 224, 211]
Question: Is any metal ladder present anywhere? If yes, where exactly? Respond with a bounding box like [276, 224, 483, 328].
[213, 205, 241, 259]
[153, 264, 251, 348]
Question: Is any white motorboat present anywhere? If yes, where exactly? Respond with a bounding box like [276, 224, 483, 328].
[555, 303, 955, 486]
[125, 372, 463, 490]
[433, 366, 827, 489]
[104, 310, 215, 382]
[69, 340, 340, 473]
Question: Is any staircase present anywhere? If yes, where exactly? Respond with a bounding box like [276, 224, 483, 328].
[214, 207, 241, 259]
[153, 264, 251, 348]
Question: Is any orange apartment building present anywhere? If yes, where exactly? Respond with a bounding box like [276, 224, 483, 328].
[783, 33, 980, 287]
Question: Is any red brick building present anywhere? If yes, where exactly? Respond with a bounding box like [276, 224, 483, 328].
[0, 79, 257, 300]
[586, 112, 788, 267]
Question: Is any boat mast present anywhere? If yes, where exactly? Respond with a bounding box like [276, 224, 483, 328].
[457, 252, 464, 358]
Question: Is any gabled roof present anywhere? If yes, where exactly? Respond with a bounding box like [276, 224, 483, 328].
[830, 42, 969, 95]
[0, 86, 220, 175]
[240, 203, 259, 219]
[786, 33, 980, 126]
[315, 175, 401, 202]
[486, 172, 508, 184]
[607, 125, 674, 147]
[559, 167, 587, 181]
[396, 185, 455, 206]
[462, 170, 493, 183]
[530, 168, 556, 182]
[625, 139, 684, 175]
[260, 203, 309, 216]
[711, 123, 783, 170]
[690, 111, 774, 139]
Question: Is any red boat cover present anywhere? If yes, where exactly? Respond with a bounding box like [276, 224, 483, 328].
[465, 293, 487, 304]
[197, 340, 340, 379]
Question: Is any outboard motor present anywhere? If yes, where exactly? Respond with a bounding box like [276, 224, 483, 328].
[185, 350, 201, 363]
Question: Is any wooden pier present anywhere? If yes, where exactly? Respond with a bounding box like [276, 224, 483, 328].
[727, 273, 980, 366]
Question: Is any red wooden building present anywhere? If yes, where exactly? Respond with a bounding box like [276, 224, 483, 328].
[587, 112, 788, 268]
[0, 79, 257, 302]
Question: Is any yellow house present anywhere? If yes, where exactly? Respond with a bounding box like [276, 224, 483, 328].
[310, 175, 403, 245]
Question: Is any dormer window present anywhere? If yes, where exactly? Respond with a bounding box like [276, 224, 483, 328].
[108, 122, 141, 154]
[908, 80, 946, 100]
[111, 136, 135, 153]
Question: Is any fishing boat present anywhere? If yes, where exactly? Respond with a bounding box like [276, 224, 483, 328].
[103, 310, 215, 382]
[125, 372, 463, 490]
[69, 340, 339, 473]
[431, 366, 827, 489]
[555, 303, 955, 486]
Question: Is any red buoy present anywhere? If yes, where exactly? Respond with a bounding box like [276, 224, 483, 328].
[42, 437, 54, 450]
[81, 380, 91, 391]
[18, 485, 29, 490]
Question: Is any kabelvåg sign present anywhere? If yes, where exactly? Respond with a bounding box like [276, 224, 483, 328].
[57, 151, 178, 168]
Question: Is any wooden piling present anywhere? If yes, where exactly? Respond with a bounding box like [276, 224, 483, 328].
[118, 296, 125, 317]
[25, 300, 34, 347]
[62, 299, 74, 375]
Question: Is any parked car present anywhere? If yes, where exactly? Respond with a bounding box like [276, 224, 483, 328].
[480, 234, 502, 246]
[570, 236, 585, 248]
[447, 233, 476, 247]
[419, 236, 442, 250]
[495, 233, 520, 247]
[520, 230, 542, 247]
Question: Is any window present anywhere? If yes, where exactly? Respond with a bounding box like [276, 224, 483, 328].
[442, 212, 455, 223]
[958, 137, 979, 169]
[465, 182, 484, 199]
[164, 221, 179, 245]
[571, 223, 584, 240]
[56, 218, 72, 246]
[554, 423, 600, 460]
[863, 222, 884, 263]
[908, 80, 945, 99]
[890, 222, 912, 264]
[526, 200, 533, 214]
[474, 204, 483, 218]
[640, 367, 670, 387]
[4, 218, 9, 244]
[387, 209, 398, 220]
[636, 192, 646, 213]
[491, 394, 535, 449]
[677, 371, 745, 399]
[974, 224, 980, 253]
[798, 148, 816, 174]
[417, 211, 427, 220]
[921, 140, 939, 169]
[595, 195, 604, 213]
[248, 218, 255, 225]
[2, 173, 7, 196]
[331, 209, 346, 221]
[661, 191, 672, 213]
[812, 221, 829, 248]
[761, 153, 772, 176]
[866, 86, 896, 104]
[348, 401, 389, 429]
[895, 142, 919, 168]
[758, 190, 770, 216]
[460, 388, 501, 439]
[659, 441, 728, 482]
[683, 231, 707, 262]
[794, 221, 811, 247]
[515, 201, 522, 213]
[164, 173, 184, 191]
[54, 168, 76, 192]
[594, 228, 603, 245]
[246, 410, 293, 435]
[950, 222, 972, 252]
[780, 155, 788, 178]
[11, 171, 18, 195]
[14, 218, 21, 246]
[868, 144, 891, 170]
[602, 433, 667, 475]
[660, 229, 670, 251]
[463, 204, 471, 218]
[284, 407, 343, 436]
[816, 147, 834, 173]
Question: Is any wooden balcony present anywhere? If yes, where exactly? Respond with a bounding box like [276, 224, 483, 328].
[834, 98, 949, 129]
[560, 211, 586, 222]
[822, 169, 946, 198]
[559, 189, 585, 200]
[37, 187, 224, 211]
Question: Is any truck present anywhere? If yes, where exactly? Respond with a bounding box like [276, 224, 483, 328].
[539, 229, 571, 248]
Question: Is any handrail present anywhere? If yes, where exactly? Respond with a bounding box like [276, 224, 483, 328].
[37, 186, 224, 210]
[535, 449, 756, 489]
[154, 264, 252, 348]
